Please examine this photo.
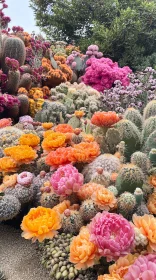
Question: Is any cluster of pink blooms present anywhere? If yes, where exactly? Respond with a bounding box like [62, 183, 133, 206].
[124, 254, 156, 279]
[12, 26, 24, 33]
[82, 57, 132, 91]
[88, 212, 135, 262]
[86, 45, 103, 58]
[17, 172, 34, 186]
[0, 0, 11, 29]
[66, 51, 80, 69]
[5, 57, 20, 71]
[0, 93, 20, 113]
[50, 164, 84, 196]
[19, 115, 34, 124]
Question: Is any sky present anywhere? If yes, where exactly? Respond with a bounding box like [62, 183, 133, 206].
[6, 0, 41, 35]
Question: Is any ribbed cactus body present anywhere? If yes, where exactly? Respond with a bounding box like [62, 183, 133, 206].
[68, 116, 81, 129]
[6, 69, 20, 94]
[149, 149, 156, 167]
[117, 192, 136, 218]
[144, 130, 156, 153]
[6, 104, 19, 119]
[17, 94, 29, 116]
[0, 195, 21, 221]
[35, 101, 66, 123]
[143, 100, 156, 120]
[131, 151, 151, 174]
[115, 164, 144, 194]
[124, 108, 143, 130]
[142, 116, 156, 145]
[2, 37, 26, 73]
[115, 120, 141, 161]
[19, 73, 32, 90]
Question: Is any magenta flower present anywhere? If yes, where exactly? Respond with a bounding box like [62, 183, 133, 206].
[50, 164, 84, 195]
[88, 212, 135, 262]
[124, 254, 156, 280]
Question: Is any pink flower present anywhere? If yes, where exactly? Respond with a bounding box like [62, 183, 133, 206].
[124, 254, 156, 280]
[17, 172, 34, 186]
[19, 116, 33, 124]
[88, 212, 135, 262]
[50, 164, 84, 195]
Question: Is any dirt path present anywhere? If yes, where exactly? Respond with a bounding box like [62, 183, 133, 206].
[0, 223, 51, 280]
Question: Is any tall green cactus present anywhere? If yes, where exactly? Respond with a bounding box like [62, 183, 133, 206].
[124, 108, 143, 130]
[6, 69, 20, 94]
[2, 37, 26, 73]
[143, 100, 156, 121]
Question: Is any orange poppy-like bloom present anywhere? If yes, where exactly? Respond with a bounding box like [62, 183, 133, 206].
[0, 173, 17, 192]
[147, 192, 156, 214]
[21, 206, 61, 242]
[149, 175, 156, 188]
[53, 200, 70, 214]
[19, 134, 40, 148]
[109, 253, 139, 278]
[18, 87, 28, 95]
[55, 124, 74, 133]
[81, 133, 95, 143]
[0, 118, 12, 128]
[42, 86, 50, 98]
[92, 186, 117, 211]
[59, 64, 73, 81]
[70, 142, 100, 163]
[98, 274, 122, 280]
[74, 110, 85, 118]
[69, 226, 100, 269]
[132, 214, 156, 252]
[4, 145, 37, 164]
[42, 122, 53, 130]
[0, 157, 17, 172]
[78, 182, 103, 200]
[42, 132, 66, 152]
[54, 55, 66, 64]
[91, 111, 120, 127]
[45, 147, 73, 167]
[43, 130, 54, 138]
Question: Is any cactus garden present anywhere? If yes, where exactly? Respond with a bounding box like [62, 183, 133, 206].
[1, 0, 156, 279]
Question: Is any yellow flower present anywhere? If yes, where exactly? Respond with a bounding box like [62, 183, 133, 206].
[21, 206, 61, 242]
[0, 157, 17, 172]
[42, 132, 66, 152]
[74, 110, 85, 118]
[42, 123, 53, 129]
[4, 145, 37, 164]
[19, 134, 40, 147]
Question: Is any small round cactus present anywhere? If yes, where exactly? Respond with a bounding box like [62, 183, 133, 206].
[40, 192, 60, 208]
[91, 168, 110, 187]
[5, 184, 34, 205]
[0, 194, 21, 221]
[79, 199, 99, 222]
[131, 151, 151, 174]
[124, 108, 143, 130]
[143, 100, 156, 121]
[62, 210, 84, 234]
[107, 185, 118, 197]
[117, 192, 136, 218]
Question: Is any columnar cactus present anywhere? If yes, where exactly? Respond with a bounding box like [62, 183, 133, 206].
[124, 108, 143, 130]
[143, 100, 156, 120]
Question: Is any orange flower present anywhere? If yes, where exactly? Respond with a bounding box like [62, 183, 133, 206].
[43, 130, 54, 138]
[45, 147, 73, 167]
[0, 157, 17, 172]
[110, 173, 118, 183]
[0, 118, 12, 128]
[91, 111, 120, 127]
[132, 214, 156, 252]
[70, 142, 100, 163]
[98, 274, 122, 280]
[55, 124, 74, 133]
[42, 122, 53, 129]
[21, 206, 61, 242]
[19, 134, 40, 148]
[54, 55, 66, 64]
[78, 182, 103, 200]
[4, 145, 37, 164]
[0, 173, 17, 192]
[147, 192, 156, 214]
[74, 111, 85, 118]
[18, 87, 28, 95]
[42, 132, 66, 152]
[92, 186, 117, 211]
[149, 175, 156, 188]
[109, 253, 139, 278]
[81, 133, 95, 142]
[53, 200, 70, 214]
[69, 226, 100, 269]
[42, 86, 50, 98]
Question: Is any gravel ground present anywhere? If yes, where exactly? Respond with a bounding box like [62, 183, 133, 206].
[0, 223, 51, 280]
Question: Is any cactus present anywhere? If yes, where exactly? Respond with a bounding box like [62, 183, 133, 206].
[17, 94, 29, 116]
[91, 168, 110, 187]
[149, 149, 156, 167]
[2, 37, 26, 73]
[124, 108, 143, 130]
[82, 154, 121, 183]
[6, 69, 20, 95]
[105, 128, 121, 154]
[144, 130, 156, 153]
[93, 127, 109, 153]
[107, 185, 118, 197]
[62, 210, 84, 234]
[0, 194, 21, 221]
[131, 151, 151, 174]
[79, 199, 99, 222]
[117, 192, 136, 219]
[40, 192, 60, 208]
[142, 116, 156, 145]
[115, 164, 144, 194]
[35, 101, 66, 123]
[19, 73, 32, 90]
[134, 188, 149, 216]
[68, 116, 81, 129]
[0, 127, 24, 149]
[115, 120, 141, 161]
[5, 184, 34, 205]
[5, 104, 19, 119]
[143, 100, 156, 120]
[0, 270, 6, 280]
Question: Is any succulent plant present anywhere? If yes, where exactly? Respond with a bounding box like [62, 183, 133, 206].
[131, 151, 151, 174]
[90, 168, 110, 187]
[35, 101, 66, 124]
[40, 192, 60, 208]
[117, 192, 136, 219]
[5, 184, 34, 205]
[0, 194, 21, 221]
[0, 127, 24, 149]
[134, 188, 149, 216]
[124, 108, 143, 130]
[142, 116, 156, 145]
[143, 100, 156, 121]
[107, 185, 118, 197]
[79, 199, 99, 222]
[62, 210, 84, 234]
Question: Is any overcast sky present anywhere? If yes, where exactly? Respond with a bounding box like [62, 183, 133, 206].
[6, 0, 41, 34]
